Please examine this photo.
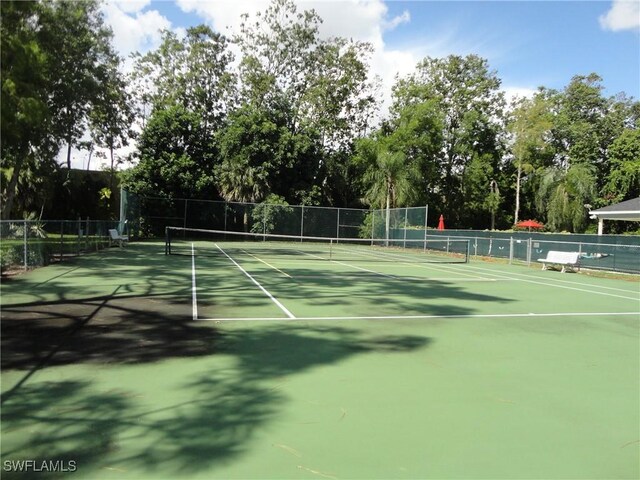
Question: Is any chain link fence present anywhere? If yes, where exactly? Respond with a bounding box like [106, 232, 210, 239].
[0, 219, 121, 273]
[121, 191, 367, 240]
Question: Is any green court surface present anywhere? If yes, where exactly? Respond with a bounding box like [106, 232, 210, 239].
[1, 241, 638, 479]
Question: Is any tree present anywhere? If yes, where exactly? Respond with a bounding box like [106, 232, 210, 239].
[234, 0, 377, 204]
[390, 55, 506, 222]
[131, 25, 235, 133]
[355, 137, 416, 239]
[90, 54, 135, 192]
[536, 163, 596, 232]
[40, 0, 117, 169]
[1, 0, 119, 219]
[604, 129, 640, 202]
[507, 92, 553, 224]
[122, 105, 216, 199]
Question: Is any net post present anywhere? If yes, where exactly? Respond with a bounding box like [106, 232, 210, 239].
[184, 199, 188, 230]
[165, 226, 170, 255]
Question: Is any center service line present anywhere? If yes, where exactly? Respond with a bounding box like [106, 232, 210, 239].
[215, 243, 296, 319]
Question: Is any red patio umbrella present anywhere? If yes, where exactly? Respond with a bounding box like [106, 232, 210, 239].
[515, 219, 544, 231]
[437, 214, 445, 230]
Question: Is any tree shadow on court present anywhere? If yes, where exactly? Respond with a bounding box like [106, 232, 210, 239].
[1, 322, 431, 478]
[0, 243, 512, 477]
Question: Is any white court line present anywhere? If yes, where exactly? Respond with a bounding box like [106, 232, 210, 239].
[191, 243, 198, 320]
[296, 249, 398, 279]
[443, 263, 640, 301]
[215, 244, 296, 319]
[332, 245, 492, 280]
[240, 249, 291, 278]
[196, 311, 640, 322]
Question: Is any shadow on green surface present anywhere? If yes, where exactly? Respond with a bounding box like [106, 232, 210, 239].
[0, 242, 515, 477]
[1, 323, 431, 478]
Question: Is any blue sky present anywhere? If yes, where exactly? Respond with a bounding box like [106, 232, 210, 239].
[72, 0, 639, 169]
[108, 0, 639, 99]
[381, 1, 639, 97]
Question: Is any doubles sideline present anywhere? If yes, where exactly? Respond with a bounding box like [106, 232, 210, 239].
[196, 311, 640, 322]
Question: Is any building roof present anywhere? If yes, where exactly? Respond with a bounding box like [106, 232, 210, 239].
[589, 197, 640, 221]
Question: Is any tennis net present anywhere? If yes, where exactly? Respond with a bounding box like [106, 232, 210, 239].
[165, 227, 470, 264]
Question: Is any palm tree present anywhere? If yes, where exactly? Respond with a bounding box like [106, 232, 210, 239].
[215, 156, 268, 230]
[363, 146, 413, 241]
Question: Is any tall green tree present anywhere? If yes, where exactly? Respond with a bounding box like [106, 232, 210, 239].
[507, 92, 554, 224]
[1, 0, 120, 219]
[354, 137, 417, 237]
[234, 0, 377, 204]
[604, 129, 640, 202]
[131, 25, 235, 132]
[122, 105, 216, 199]
[389, 54, 506, 223]
[536, 163, 596, 232]
[90, 54, 135, 191]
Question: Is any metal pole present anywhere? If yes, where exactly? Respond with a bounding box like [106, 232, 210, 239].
[23, 219, 27, 270]
[336, 208, 340, 240]
[424, 205, 428, 248]
[403, 207, 408, 248]
[183, 199, 188, 230]
[371, 211, 375, 245]
[509, 237, 513, 264]
[300, 205, 305, 241]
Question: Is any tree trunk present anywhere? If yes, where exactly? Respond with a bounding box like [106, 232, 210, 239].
[385, 185, 391, 246]
[66, 142, 72, 169]
[1, 154, 26, 220]
[86, 145, 93, 171]
[109, 144, 115, 192]
[514, 163, 522, 225]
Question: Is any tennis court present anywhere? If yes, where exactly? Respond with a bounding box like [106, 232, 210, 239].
[1, 235, 639, 479]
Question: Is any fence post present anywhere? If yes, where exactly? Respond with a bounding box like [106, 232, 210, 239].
[300, 205, 305, 240]
[184, 199, 188, 230]
[85, 217, 90, 251]
[509, 237, 513, 264]
[60, 222, 64, 262]
[336, 208, 340, 239]
[403, 207, 408, 248]
[371, 211, 375, 245]
[527, 238, 532, 265]
[23, 219, 27, 270]
[424, 206, 428, 245]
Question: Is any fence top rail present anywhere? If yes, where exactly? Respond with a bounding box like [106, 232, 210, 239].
[125, 192, 371, 212]
[0, 219, 120, 224]
[428, 228, 639, 238]
[535, 239, 640, 249]
[424, 233, 639, 249]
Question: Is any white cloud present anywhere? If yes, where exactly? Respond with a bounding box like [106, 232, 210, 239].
[174, 0, 419, 118]
[112, 0, 151, 14]
[101, 1, 172, 59]
[502, 86, 537, 105]
[384, 10, 410, 32]
[599, 0, 640, 32]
